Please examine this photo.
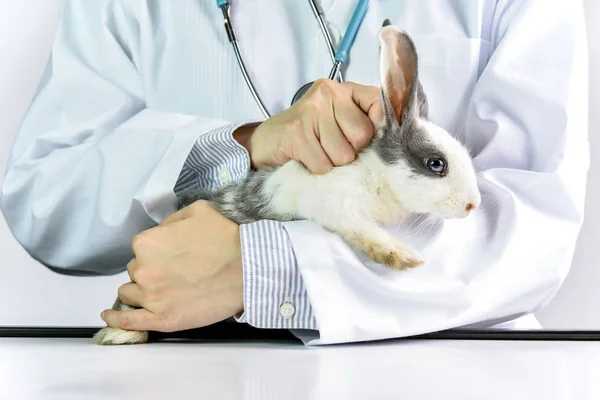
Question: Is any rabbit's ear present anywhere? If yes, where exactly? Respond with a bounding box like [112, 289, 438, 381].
[377, 22, 427, 127]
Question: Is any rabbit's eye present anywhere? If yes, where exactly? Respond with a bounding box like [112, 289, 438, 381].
[424, 157, 446, 175]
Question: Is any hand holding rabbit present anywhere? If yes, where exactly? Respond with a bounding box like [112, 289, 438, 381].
[234, 79, 383, 174]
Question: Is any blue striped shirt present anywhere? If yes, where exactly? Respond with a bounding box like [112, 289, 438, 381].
[174, 122, 318, 330]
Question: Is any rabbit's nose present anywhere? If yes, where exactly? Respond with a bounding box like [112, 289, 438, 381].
[465, 202, 476, 214]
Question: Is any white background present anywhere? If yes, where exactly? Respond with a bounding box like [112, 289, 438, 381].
[0, 0, 598, 328]
[0, 1, 124, 326]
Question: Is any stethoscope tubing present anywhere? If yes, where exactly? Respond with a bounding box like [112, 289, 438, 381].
[219, 2, 271, 118]
[308, 0, 344, 83]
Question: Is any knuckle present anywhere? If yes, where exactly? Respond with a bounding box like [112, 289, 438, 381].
[138, 264, 165, 286]
[340, 81, 354, 91]
[362, 127, 375, 139]
[131, 264, 152, 284]
[313, 77, 336, 91]
[350, 125, 374, 146]
[131, 228, 162, 251]
[306, 79, 337, 106]
[126, 261, 136, 278]
[131, 232, 148, 251]
[355, 131, 373, 147]
[117, 285, 128, 299]
[338, 150, 356, 165]
[317, 162, 333, 174]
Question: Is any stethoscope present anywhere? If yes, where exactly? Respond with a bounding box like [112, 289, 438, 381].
[215, 0, 370, 119]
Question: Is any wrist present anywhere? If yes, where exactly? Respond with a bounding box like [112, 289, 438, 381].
[233, 124, 259, 168]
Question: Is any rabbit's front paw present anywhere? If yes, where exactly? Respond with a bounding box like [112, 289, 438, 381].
[391, 243, 424, 270]
[344, 230, 424, 270]
[93, 327, 148, 345]
[367, 241, 424, 270]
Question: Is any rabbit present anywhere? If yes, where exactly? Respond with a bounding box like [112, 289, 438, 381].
[93, 20, 481, 345]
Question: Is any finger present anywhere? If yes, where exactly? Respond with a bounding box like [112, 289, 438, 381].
[342, 81, 383, 126]
[101, 308, 162, 331]
[317, 110, 356, 167]
[332, 97, 376, 152]
[299, 125, 334, 174]
[126, 258, 137, 281]
[117, 282, 143, 308]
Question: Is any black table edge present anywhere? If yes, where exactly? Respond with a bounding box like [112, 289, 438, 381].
[1, 327, 600, 341]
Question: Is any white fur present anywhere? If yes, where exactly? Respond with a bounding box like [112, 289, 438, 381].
[92, 304, 149, 345]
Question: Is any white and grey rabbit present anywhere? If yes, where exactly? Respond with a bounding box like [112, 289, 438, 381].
[93, 21, 481, 345]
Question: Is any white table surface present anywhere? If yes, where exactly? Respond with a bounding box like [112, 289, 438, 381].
[1, 337, 598, 400]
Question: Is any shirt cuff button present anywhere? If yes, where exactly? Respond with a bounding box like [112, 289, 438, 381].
[279, 302, 295, 319]
[218, 166, 231, 184]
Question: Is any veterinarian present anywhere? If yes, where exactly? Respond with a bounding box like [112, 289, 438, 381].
[0, 1, 589, 345]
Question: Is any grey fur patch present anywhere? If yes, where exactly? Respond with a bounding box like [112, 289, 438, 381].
[176, 169, 299, 224]
[376, 117, 447, 178]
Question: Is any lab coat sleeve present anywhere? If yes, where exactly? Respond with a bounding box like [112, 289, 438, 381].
[239, 0, 589, 344]
[0, 0, 255, 275]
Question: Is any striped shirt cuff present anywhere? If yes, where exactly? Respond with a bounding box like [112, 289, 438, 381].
[174, 121, 259, 195]
[236, 220, 318, 330]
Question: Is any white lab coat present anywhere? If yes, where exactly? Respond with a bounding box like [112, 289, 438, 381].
[0, 0, 589, 345]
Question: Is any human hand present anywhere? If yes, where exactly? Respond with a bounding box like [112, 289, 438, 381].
[234, 79, 383, 174]
[100, 201, 244, 332]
